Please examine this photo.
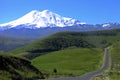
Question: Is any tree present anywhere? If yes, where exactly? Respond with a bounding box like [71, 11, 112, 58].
[53, 68, 57, 74]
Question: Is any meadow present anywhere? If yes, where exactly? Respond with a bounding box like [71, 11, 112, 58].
[31, 48, 104, 78]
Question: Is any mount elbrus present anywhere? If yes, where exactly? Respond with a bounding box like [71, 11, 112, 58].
[0, 10, 120, 38]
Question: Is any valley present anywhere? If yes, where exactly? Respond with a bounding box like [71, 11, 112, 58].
[0, 0, 120, 79]
[0, 36, 34, 52]
[0, 10, 120, 80]
[0, 28, 119, 79]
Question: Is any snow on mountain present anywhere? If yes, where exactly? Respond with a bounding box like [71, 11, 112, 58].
[102, 23, 111, 28]
[0, 10, 85, 29]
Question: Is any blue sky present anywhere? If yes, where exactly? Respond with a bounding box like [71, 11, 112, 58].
[0, 0, 120, 24]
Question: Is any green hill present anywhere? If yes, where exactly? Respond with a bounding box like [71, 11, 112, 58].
[11, 29, 120, 58]
[0, 53, 44, 80]
[31, 48, 104, 78]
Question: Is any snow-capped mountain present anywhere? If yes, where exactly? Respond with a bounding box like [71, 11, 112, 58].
[102, 23, 120, 28]
[0, 10, 120, 38]
[0, 10, 86, 30]
[102, 23, 111, 28]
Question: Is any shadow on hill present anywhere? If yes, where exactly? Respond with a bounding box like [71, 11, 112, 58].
[0, 54, 44, 80]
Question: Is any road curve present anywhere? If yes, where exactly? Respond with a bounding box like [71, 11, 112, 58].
[50, 48, 110, 80]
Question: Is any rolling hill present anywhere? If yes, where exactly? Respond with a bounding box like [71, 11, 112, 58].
[11, 28, 120, 58]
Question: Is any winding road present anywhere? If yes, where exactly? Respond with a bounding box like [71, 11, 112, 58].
[50, 48, 110, 80]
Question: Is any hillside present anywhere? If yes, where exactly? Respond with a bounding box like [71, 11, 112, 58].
[93, 41, 120, 80]
[9, 28, 120, 79]
[0, 36, 34, 52]
[31, 48, 103, 78]
[0, 53, 44, 80]
[108, 42, 120, 79]
[11, 28, 120, 58]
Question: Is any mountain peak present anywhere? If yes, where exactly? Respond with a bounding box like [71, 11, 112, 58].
[0, 10, 85, 30]
[30, 10, 52, 14]
[30, 10, 52, 15]
[31, 10, 40, 13]
[42, 10, 51, 13]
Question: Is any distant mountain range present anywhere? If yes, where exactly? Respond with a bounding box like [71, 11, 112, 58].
[0, 10, 120, 38]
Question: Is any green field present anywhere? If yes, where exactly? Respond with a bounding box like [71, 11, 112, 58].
[31, 48, 104, 78]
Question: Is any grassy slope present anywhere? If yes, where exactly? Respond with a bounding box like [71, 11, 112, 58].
[109, 41, 120, 79]
[11, 29, 120, 56]
[0, 53, 44, 80]
[31, 48, 103, 78]
[93, 41, 120, 80]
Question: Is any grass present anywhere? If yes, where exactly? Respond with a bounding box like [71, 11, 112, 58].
[93, 41, 120, 80]
[93, 76, 110, 80]
[108, 41, 120, 80]
[0, 53, 44, 80]
[31, 48, 104, 78]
